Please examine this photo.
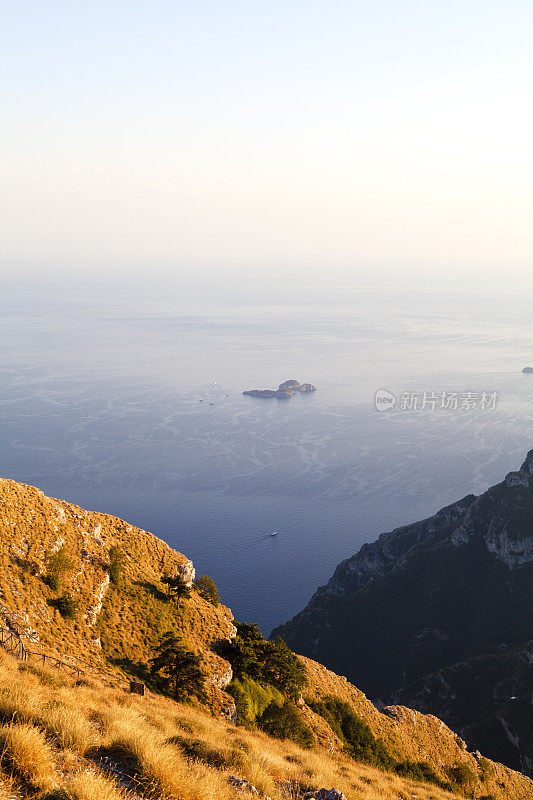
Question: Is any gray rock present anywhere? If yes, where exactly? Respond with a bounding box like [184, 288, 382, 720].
[315, 790, 347, 800]
[520, 448, 533, 473]
[175, 559, 195, 587]
[220, 700, 238, 724]
[228, 776, 258, 794]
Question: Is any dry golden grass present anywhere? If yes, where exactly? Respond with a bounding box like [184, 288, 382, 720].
[0, 649, 480, 800]
[0, 774, 15, 799]
[36, 700, 98, 756]
[0, 683, 39, 725]
[0, 723, 56, 792]
[0, 476, 236, 707]
[47, 771, 131, 800]
[1, 480, 532, 800]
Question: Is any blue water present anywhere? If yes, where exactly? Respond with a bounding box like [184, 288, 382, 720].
[2, 281, 533, 632]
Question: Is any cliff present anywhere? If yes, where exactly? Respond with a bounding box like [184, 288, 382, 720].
[314, 494, 476, 599]
[273, 451, 533, 777]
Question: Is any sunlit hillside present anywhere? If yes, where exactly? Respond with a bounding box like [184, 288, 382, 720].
[0, 477, 531, 799]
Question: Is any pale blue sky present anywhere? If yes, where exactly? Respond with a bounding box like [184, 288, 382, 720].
[1, 1, 532, 285]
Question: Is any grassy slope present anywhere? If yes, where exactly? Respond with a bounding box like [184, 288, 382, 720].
[0, 477, 236, 712]
[0, 649, 511, 800]
[0, 477, 532, 799]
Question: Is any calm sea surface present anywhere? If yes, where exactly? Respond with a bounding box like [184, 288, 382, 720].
[2, 282, 533, 633]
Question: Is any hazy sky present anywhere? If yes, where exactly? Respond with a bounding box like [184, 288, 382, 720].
[1, 1, 532, 285]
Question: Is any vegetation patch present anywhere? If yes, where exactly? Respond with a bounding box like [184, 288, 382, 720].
[0, 722, 56, 791]
[194, 574, 221, 607]
[220, 622, 307, 699]
[306, 695, 393, 768]
[307, 696, 455, 792]
[258, 702, 314, 749]
[50, 592, 78, 619]
[43, 771, 127, 800]
[44, 544, 74, 594]
[227, 676, 285, 725]
[149, 632, 206, 701]
[394, 760, 452, 791]
[448, 763, 476, 790]
[18, 661, 67, 687]
[170, 734, 227, 768]
[107, 546, 126, 587]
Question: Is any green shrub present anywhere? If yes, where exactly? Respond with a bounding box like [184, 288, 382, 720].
[161, 575, 192, 609]
[194, 574, 220, 606]
[262, 637, 307, 698]
[170, 735, 226, 768]
[108, 546, 126, 586]
[45, 546, 73, 593]
[258, 702, 314, 748]
[395, 760, 450, 789]
[149, 632, 205, 701]
[220, 623, 307, 698]
[478, 756, 492, 779]
[449, 763, 476, 788]
[307, 695, 393, 768]
[227, 676, 285, 725]
[51, 593, 78, 620]
[307, 696, 456, 789]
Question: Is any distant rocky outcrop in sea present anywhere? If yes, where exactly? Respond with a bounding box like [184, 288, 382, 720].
[243, 379, 317, 399]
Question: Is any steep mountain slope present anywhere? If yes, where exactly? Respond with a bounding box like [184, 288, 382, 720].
[1, 476, 532, 799]
[391, 639, 533, 777]
[0, 647, 507, 800]
[0, 477, 237, 715]
[273, 451, 533, 775]
[316, 494, 476, 599]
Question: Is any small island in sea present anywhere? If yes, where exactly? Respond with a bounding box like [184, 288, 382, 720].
[243, 379, 317, 399]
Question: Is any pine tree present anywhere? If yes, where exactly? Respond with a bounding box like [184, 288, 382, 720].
[149, 633, 205, 700]
[161, 574, 192, 609]
[194, 574, 221, 606]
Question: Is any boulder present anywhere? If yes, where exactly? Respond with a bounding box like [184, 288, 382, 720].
[175, 559, 195, 587]
[228, 776, 258, 794]
[316, 790, 347, 800]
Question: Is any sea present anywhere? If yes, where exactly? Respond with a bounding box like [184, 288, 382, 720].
[2, 278, 533, 633]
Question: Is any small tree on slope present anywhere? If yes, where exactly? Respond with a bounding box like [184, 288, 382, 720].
[161, 574, 192, 610]
[149, 632, 205, 701]
[194, 574, 221, 607]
